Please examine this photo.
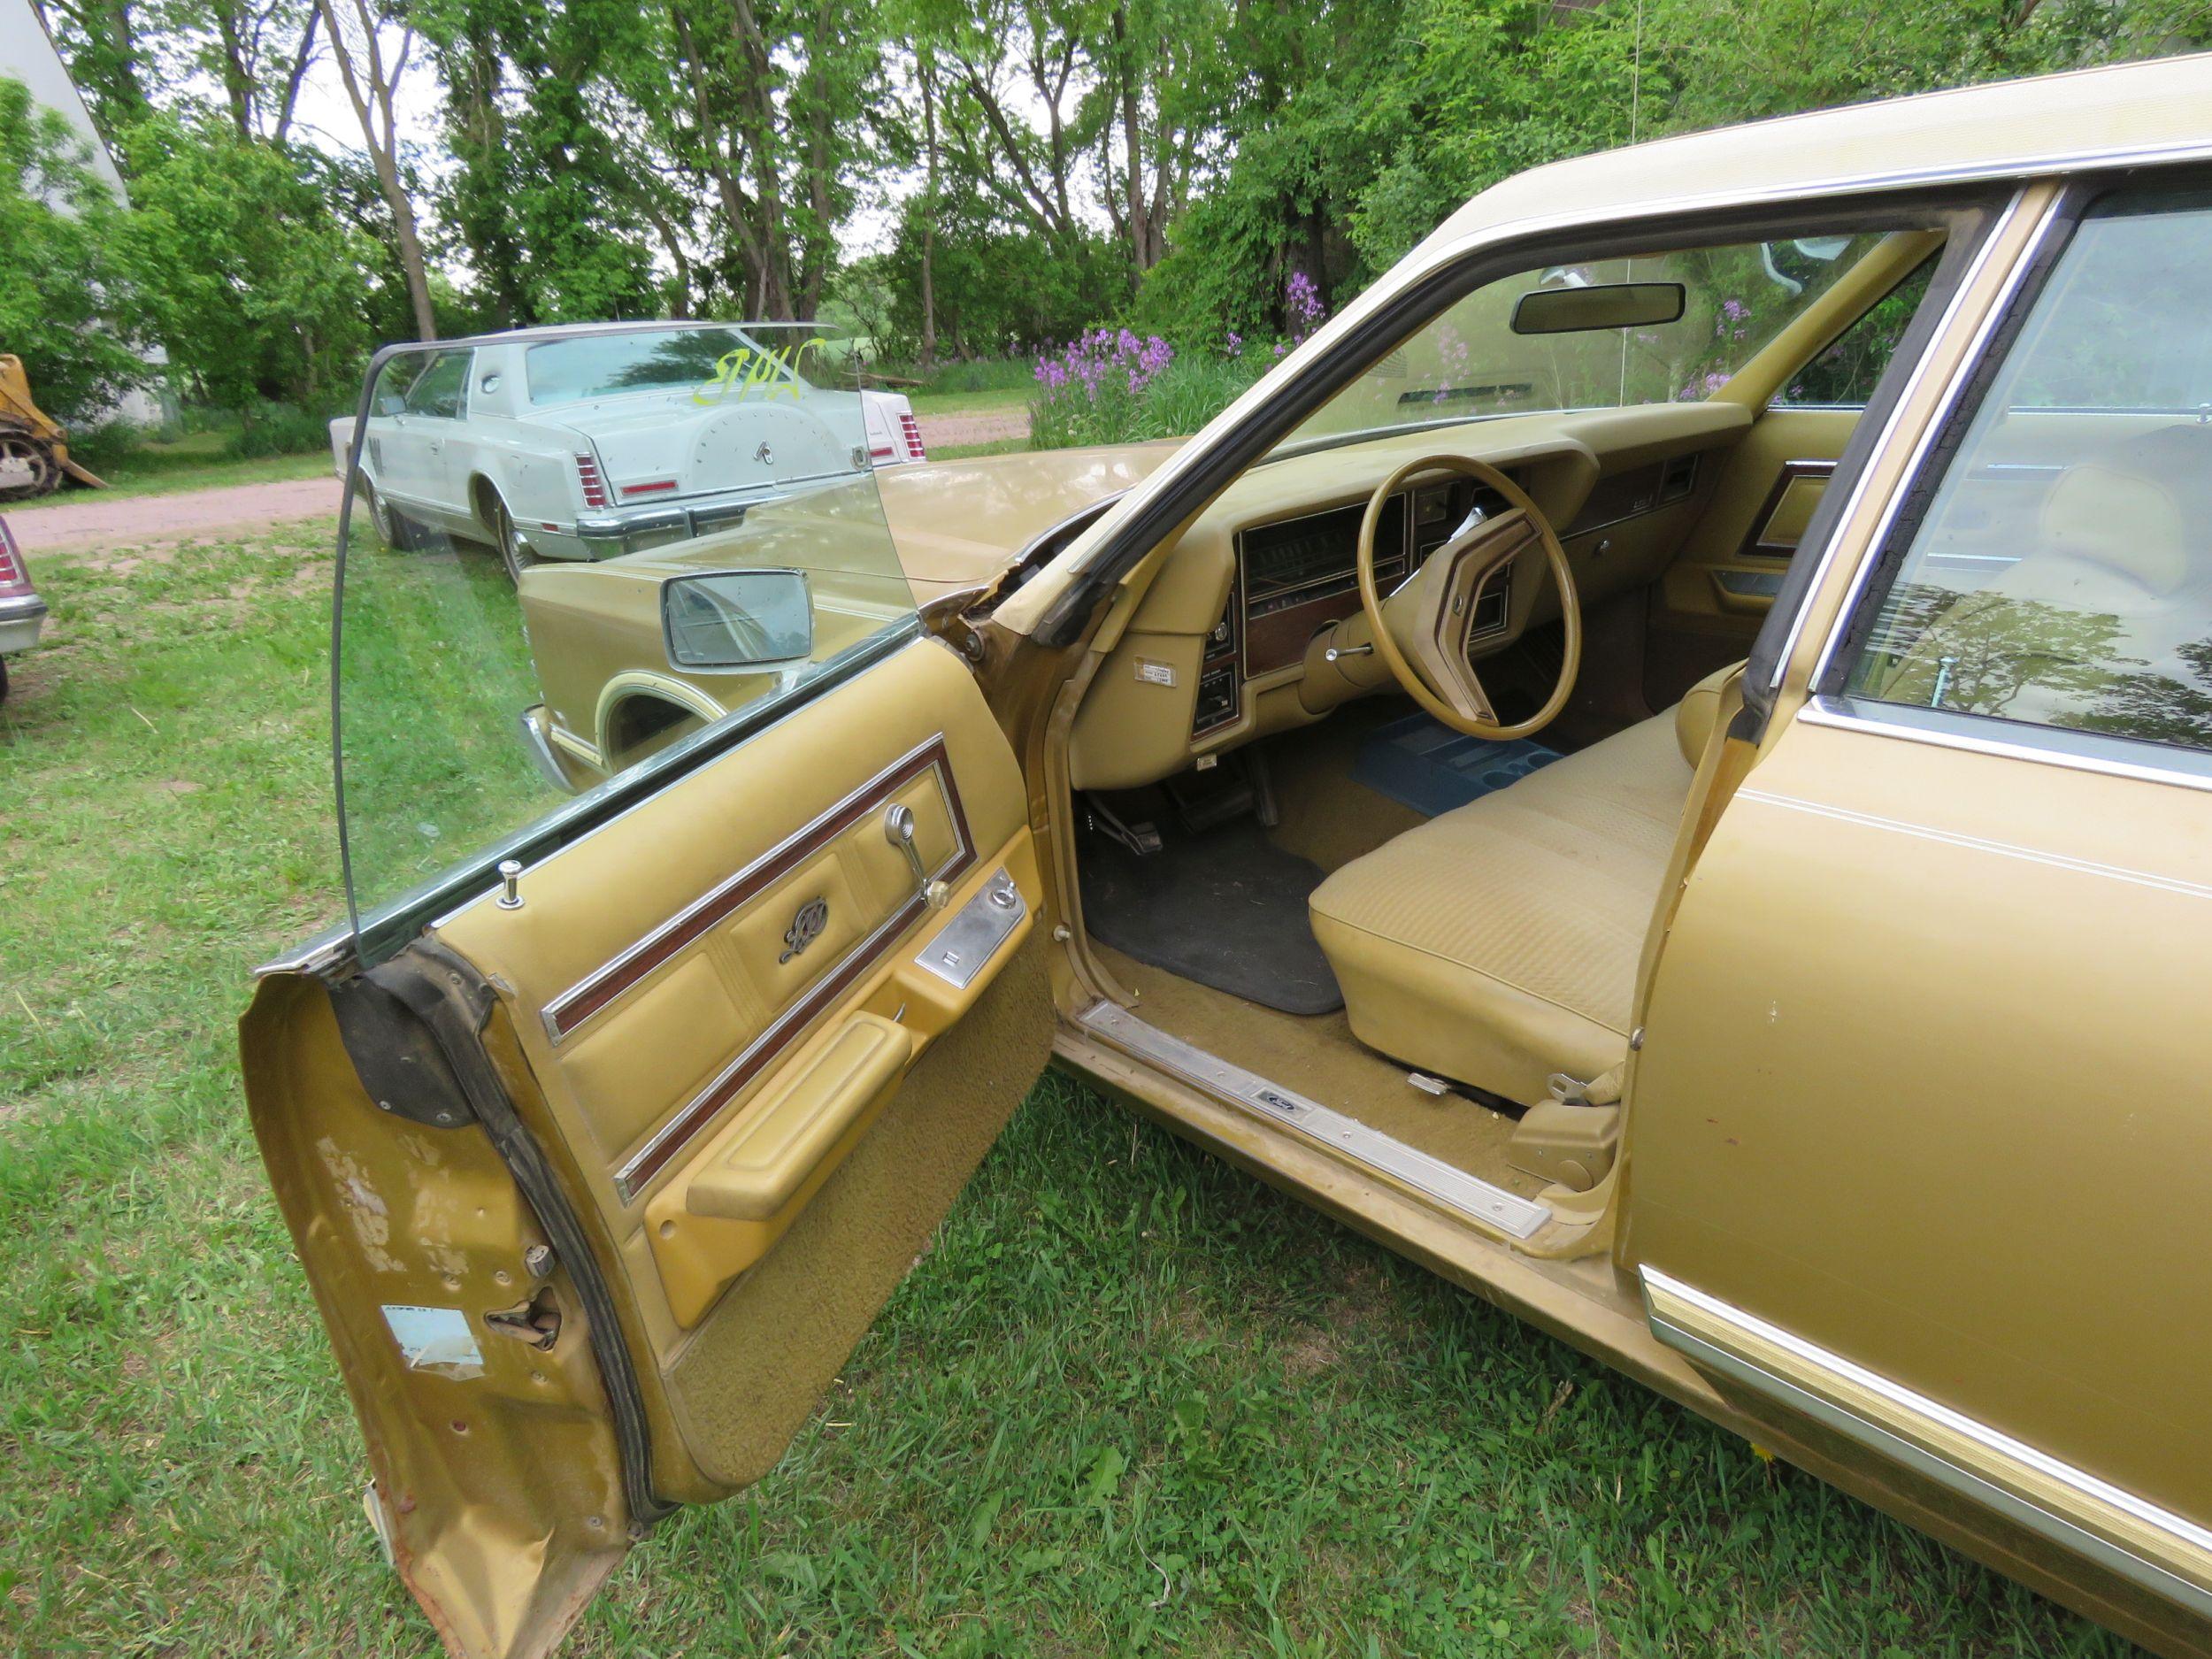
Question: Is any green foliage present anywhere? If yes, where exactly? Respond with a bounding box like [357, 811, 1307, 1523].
[225, 400, 332, 458]
[864, 196, 1126, 361]
[1031, 342, 1263, 449]
[115, 113, 378, 411]
[0, 76, 150, 423]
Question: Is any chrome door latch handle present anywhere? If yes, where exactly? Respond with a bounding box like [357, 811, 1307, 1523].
[885, 803, 950, 910]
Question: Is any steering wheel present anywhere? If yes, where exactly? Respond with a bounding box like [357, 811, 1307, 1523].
[1355, 454, 1581, 741]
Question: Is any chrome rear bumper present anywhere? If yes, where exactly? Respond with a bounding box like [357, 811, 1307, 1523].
[0, 591, 48, 655]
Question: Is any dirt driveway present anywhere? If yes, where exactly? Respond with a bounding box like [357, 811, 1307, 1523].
[11, 408, 1031, 556]
[12, 476, 343, 555]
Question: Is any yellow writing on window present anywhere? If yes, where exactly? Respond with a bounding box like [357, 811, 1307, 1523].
[694, 337, 825, 406]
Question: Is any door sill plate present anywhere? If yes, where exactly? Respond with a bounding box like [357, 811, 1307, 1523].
[1079, 1000, 1551, 1240]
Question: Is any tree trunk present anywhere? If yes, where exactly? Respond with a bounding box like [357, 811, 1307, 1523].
[382, 155, 439, 341]
[315, 0, 437, 340]
[1111, 4, 1147, 286]
[918, 42, 940, 370]
[214, 3, 255, 137]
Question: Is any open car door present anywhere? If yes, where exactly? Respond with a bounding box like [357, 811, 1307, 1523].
[242, 335, 1051, 1658]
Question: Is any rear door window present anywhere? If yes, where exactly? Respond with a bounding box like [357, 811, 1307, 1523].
[1837, 186, 2212, 762]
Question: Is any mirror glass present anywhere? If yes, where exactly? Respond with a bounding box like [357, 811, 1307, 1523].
[1510, 281, 1687, 336]
[664, 569, 813, 669]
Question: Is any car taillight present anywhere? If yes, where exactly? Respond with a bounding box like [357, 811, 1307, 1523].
[0, 518, 27, 593]
[899, 411, 926, 461]
[574, 453, 608, 509]
[619, 478, 678, 498]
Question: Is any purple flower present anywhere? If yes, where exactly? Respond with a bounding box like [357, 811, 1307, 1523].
[1225, 331, 1243, 357]
[1285, 270, 1325, 343]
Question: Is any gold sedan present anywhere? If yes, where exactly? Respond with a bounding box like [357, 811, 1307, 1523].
[248, 51, 2212, 1659]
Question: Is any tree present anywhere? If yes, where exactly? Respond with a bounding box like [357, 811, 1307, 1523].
[0, 76, 149, 421]
[316, 0, 437, 339]
[32, 0, 160, 140]
[175, 0, 324, 142]
[117, 111, 376, 407]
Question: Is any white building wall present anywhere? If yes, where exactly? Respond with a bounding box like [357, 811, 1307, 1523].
[1, 0, 168, 426]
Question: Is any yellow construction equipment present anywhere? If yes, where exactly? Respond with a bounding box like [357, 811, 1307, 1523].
[0, 354, 106, 500]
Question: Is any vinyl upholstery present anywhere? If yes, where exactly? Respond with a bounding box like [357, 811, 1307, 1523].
[1309, 675, 1732, 1105]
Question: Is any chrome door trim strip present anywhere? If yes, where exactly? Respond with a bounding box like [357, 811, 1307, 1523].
[540, 733, 971, 1045]
[1077, 1000, 1551, 1240]
[1640, 1266, 2212, 1620]
[611, 876, 946, 1203]
[1803, 189, 2071, 691]
[1795, 695, 2212, 798]
[1761, 191, 2032, 694]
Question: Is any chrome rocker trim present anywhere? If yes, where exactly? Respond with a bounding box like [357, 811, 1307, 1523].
[1640, 1265, 2212, 1622]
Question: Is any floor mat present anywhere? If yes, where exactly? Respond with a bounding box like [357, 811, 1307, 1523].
[1350, 711, 1559, 818]
[1079, 818, 1342, 1016]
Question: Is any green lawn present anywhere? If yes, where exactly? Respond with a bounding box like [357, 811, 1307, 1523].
[931, 436, 1034, 462]
[0, 525, 2138, 1655]
[10, 445, 333, 508]
[906, 386, 1033, 420]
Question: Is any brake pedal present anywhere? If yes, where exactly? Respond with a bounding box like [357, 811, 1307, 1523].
[1086, 796, 1164, 856]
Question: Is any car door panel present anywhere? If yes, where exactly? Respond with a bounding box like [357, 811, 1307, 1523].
[245, 635, 1051, 1657]
[1645, 407, 1861, 701]
[1623, 715, 2212, 1634]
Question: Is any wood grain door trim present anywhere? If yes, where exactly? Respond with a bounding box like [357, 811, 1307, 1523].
[1736, 457, 1838, 560]
[541, 734, 972, 1048]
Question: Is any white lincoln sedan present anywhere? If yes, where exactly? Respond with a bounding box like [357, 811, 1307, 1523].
[329, 320, 926, 580]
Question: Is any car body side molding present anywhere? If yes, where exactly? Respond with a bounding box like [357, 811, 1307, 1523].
[1640, 1264, 2212, 1622]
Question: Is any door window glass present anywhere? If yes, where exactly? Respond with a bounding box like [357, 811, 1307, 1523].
[334, 323, 913, 961]
[402, 350, 472, 418]
[1841, 188, 2212, 759]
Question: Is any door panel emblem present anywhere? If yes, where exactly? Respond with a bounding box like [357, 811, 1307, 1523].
[780, 896, 828, 963]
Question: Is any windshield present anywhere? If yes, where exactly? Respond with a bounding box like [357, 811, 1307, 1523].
[332, 320, 912, 962]
[1277, 232, 1900, 455]
[524, 323, 821, 406]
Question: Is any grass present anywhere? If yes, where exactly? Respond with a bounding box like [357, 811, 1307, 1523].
[906, 386, 1033, 420]
[11, 445, 333, 509]
[930, 437, 1034, 462]
[0, 525, 2142, 1656]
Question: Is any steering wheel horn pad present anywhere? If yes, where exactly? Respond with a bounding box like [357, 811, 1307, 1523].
[1355, 454, 1583, 741]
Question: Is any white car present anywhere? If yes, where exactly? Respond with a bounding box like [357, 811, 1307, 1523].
[329, 321, 926, 580]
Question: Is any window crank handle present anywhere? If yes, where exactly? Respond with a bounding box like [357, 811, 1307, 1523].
[885, 803, 950, 909]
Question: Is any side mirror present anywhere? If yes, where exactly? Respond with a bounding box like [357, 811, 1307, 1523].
[662, 568, 813, 672]
[1511, 281, 1686, 335]
[376, 393, 407, 417]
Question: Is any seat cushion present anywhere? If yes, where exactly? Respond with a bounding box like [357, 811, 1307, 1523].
[1308, 711, 1694, 1106]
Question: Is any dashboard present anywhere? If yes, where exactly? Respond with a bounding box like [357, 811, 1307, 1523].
[1068, 402, 1748, 794]
[1193, 480, 1518, 740]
